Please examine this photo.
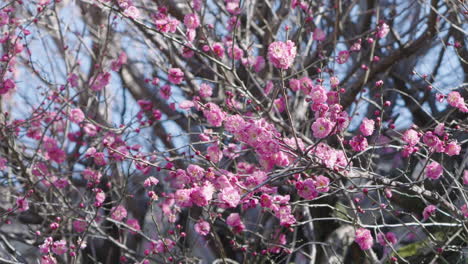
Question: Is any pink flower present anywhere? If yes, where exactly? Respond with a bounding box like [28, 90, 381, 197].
[355, 228, 373, 250]
[402, 129, 420, 146]
[0, 79, 15, 95]
[219, 187, 241, 208]
[268, 40, 297, 70]
[190, 184, 214, 207]
[186, 164, 205, 181]
[296, 179, 318, 200]
[212, 42, 225, 58]
[90, 72, 110, 91]
[69, 108, 85, 124]
[422, 205, 436, 220]
[207, 144, 223, 163]
[359, 118, 375, 136]
[462, 204, 468, 218]
[447, 91, 467, 112]
[350, 39, 362, 52]
[111, 52, 127, 71]
[199, 83, 213, 98]
[445, 141, 461, 156]
[313, 28, 326, 41]
[434, 123, 445, 136]
[203, 103, 226, 127]
[463, 170, 468, 185]
[184, 13, 200, 29]
[168, 68, 184, 84]
[336, 50, 350, 64]
[160, 84, 172, 100]
[194, 220, 210, 236]
[73, 219, 87, 233]
[52, 240, 67, 255]
[0, 11, 9, 26]
[426, 161, 443, 180]
[254, 56, 266, 72]
[16, 197, 29, 212]
[126, 218, 141, 234]
[311, 117, 333, 139]
[289, 78, 300, 92]
[349, 135, 368, 152]
[41, 256, 57, 264]
[376, 23, 390, 38]
[226, 213, 245, 233]
[144, 176, 159, 187]
[377, 232, 397, 246]
[95, 191, 105, 206]
[310, 85, 327, 103]
[314, 175, 330, 193]
[83, 123, 97, 136]
[39, 237, 53, 254]
[175, 189, 193, 207]
[124, 5, 140, 19]
[110, 205, 128, 221]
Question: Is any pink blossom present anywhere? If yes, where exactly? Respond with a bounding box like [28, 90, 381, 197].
[314, 175, 330, 193]
[41, 256, 57, 264]
[350, 39, 362, 52]
[207, 144, 223, 163]
[0, 11, 9, 26]
[73, 219, 87, 233]
[349, 135, 368, 152]
[336, 50, 350, 64]
[360, 118, 375, 136]
[0, 157, 6, 170]
[254, 56, 266, 72]
[95, 190, 105, 206]
[184, 13, 200, 29]
[377, 232, 397, 246]
[0, 79, 15, 95]
[160, 84, 172, 100]
[39, 237, 53, 254]
[190, 184, 214, 207]
[111, 52, 127, 71]
[83, 123, 98, 136]
[219, 187, 240, 208]
[175, 189, 193, 207]
[227, 44, 243, 60]
[376, 23, 390, 38]
[445, 141, 461, 156]
[462, 204, 468, 218]
[69, 108, 85, 124]
[124, 5, 140, 19]
[289, 78, 300, 92]
[144, 176, 159, 187]
[355, 228, 373, 250]
[110, 205, 128, 221]
[194, 220, 210, 236]
[422, 205, 436, 220]
[310, 85, 327, 103]
[126, 218, 141, 234]
[199, 83, 213, 98]
[52, 240, 67, 255]
[330, 76, 340, 88]
[268, 40, 297, 70]
[90, 72, 110, 91]
[426, 161, 443, 180]
[434, 123, 445, 136]
[447, 91, 467, 112]
[226, 213, 245, 233]
[168, 68, 184, 84]
[203, 103, 226, 127]
[187, 164, 205, 181]
[212, 42, 225, 58]
[311, 117, 333, 139]
[16, 197, 29, 212]
[463, 170, 468, 185]
[402, 129, 420, 146]
[296, 179, 318, 200]
[313, 28, 326, 41]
